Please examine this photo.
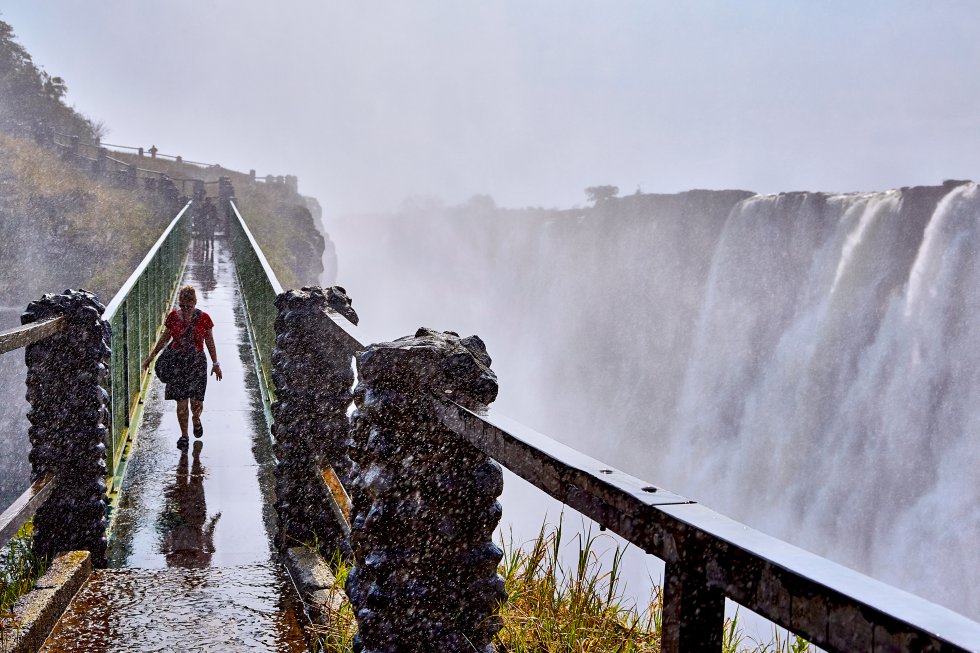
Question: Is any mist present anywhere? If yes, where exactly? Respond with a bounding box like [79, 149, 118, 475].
[326, 184, 980, 624]
[2, 0, 980, 632]
[3, 2, 980, 215]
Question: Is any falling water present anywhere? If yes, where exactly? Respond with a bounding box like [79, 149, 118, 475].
[328, 181, 980, 621]
[665, 182, 980, 619]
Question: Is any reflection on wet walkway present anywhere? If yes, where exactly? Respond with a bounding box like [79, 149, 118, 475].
[158, 441, 220, 568]
[42, 237, 307, 652]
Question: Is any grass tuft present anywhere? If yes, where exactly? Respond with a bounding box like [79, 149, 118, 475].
[307, 521, 816, 653]
[0, 522, 50, 639]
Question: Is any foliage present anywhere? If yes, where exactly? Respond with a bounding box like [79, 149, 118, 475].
[0, 132, 164, 304]
[308, 522, 815, 653]
[309, 549, 357, 653]
[585, 185, 619, 203]
[0, 18, 99, 139]
[0, 522, 50, 639]
[497, 522, 660, 652]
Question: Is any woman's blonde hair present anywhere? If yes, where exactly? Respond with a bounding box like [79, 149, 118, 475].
[178, 285, 197, 304]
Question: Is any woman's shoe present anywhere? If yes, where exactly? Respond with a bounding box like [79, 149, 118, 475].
[193, 421, 204, 438]
[177, 435, 189, 449]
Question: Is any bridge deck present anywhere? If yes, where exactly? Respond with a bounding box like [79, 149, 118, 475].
[41, 238, 307, 652]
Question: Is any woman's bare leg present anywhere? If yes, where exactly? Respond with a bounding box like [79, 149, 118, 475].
[176, 399, 190, 438]
[191, 400, 204, 428]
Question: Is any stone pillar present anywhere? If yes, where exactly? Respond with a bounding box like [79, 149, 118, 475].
[159, 176, 180, 212]
[193, 180, 206, 202]
[272, 286, 359, 556]
[127, 164, 137, 189]
[346, 328, 505, 653]
[22, 290, 111, 567]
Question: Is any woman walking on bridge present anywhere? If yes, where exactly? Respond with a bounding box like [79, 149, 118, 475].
[143, 285, 223, 447]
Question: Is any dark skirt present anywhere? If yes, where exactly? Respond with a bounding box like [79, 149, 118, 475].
[164, 350, 208, 401]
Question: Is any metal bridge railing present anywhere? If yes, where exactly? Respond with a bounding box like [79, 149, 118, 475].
[0, 201, 190, 556]
[102, 201, 192, 498]
[227, 199, 282, 418]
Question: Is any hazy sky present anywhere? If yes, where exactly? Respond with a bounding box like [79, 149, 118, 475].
[3, 1, 979, 214]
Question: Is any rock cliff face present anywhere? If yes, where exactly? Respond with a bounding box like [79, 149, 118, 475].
[303, 195, 338, 286]
[328, 181, 980, 620]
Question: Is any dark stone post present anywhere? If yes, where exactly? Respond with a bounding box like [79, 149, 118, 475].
[193, 180, 206, 202]
[22, 290, 111, 567]
[346, 328, 506, 653]
[127, 163, 137, 188]
[159, 176, 180, 213]
[271, 286, 359, 556]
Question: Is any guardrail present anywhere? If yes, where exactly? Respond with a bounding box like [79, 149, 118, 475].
[0, 317, 65, 550]
[0, 476, 56, 547]
[49, 131, 292, 188]
[227, 200, 283, 417]
[227, 253, 980, 650]
[102, 201, 193, 498]
[0, 201, 191, 564]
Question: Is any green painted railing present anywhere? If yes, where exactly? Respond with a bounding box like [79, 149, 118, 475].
[228, 200, 282, 419]
[103, 201, 192, 499]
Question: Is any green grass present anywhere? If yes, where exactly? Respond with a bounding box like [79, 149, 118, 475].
[0, 522, 50, 639]
[308, 522, 815, 653]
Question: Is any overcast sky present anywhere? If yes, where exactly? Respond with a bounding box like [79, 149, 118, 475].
[3, 1, 979, 214]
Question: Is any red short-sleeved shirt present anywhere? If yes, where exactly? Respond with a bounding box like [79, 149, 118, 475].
[165, 309, 214, 352]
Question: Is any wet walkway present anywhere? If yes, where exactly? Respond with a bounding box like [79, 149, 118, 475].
[42, 238, 308, 652]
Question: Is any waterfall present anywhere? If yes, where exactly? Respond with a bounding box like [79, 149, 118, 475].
[664, 183, 980, 618]
[325, 182, 978, 621]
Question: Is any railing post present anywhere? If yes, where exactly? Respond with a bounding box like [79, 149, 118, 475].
[193, 179, 206, 202]
[271, 286, 359, 556]
[96, 147, 108, 176]
[22, 290, 111, 567]
[662, 559, 726, 653]
[347, 328, 505, 653]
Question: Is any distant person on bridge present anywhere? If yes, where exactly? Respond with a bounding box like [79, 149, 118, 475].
[142, 285, 223, 448]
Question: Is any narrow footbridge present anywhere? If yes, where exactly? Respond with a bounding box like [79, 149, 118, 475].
[1, 194, 979, 653]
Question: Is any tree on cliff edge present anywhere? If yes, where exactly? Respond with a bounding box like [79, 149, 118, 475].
[585, 185, 619, 204]
[0, 17, 97, 138]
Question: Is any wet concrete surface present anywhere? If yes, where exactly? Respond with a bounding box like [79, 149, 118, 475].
[43, 238, 308, 652]
[40, 565, 306, 652]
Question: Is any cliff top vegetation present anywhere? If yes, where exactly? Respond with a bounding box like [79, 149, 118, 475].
[0, 16, 324, 306]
